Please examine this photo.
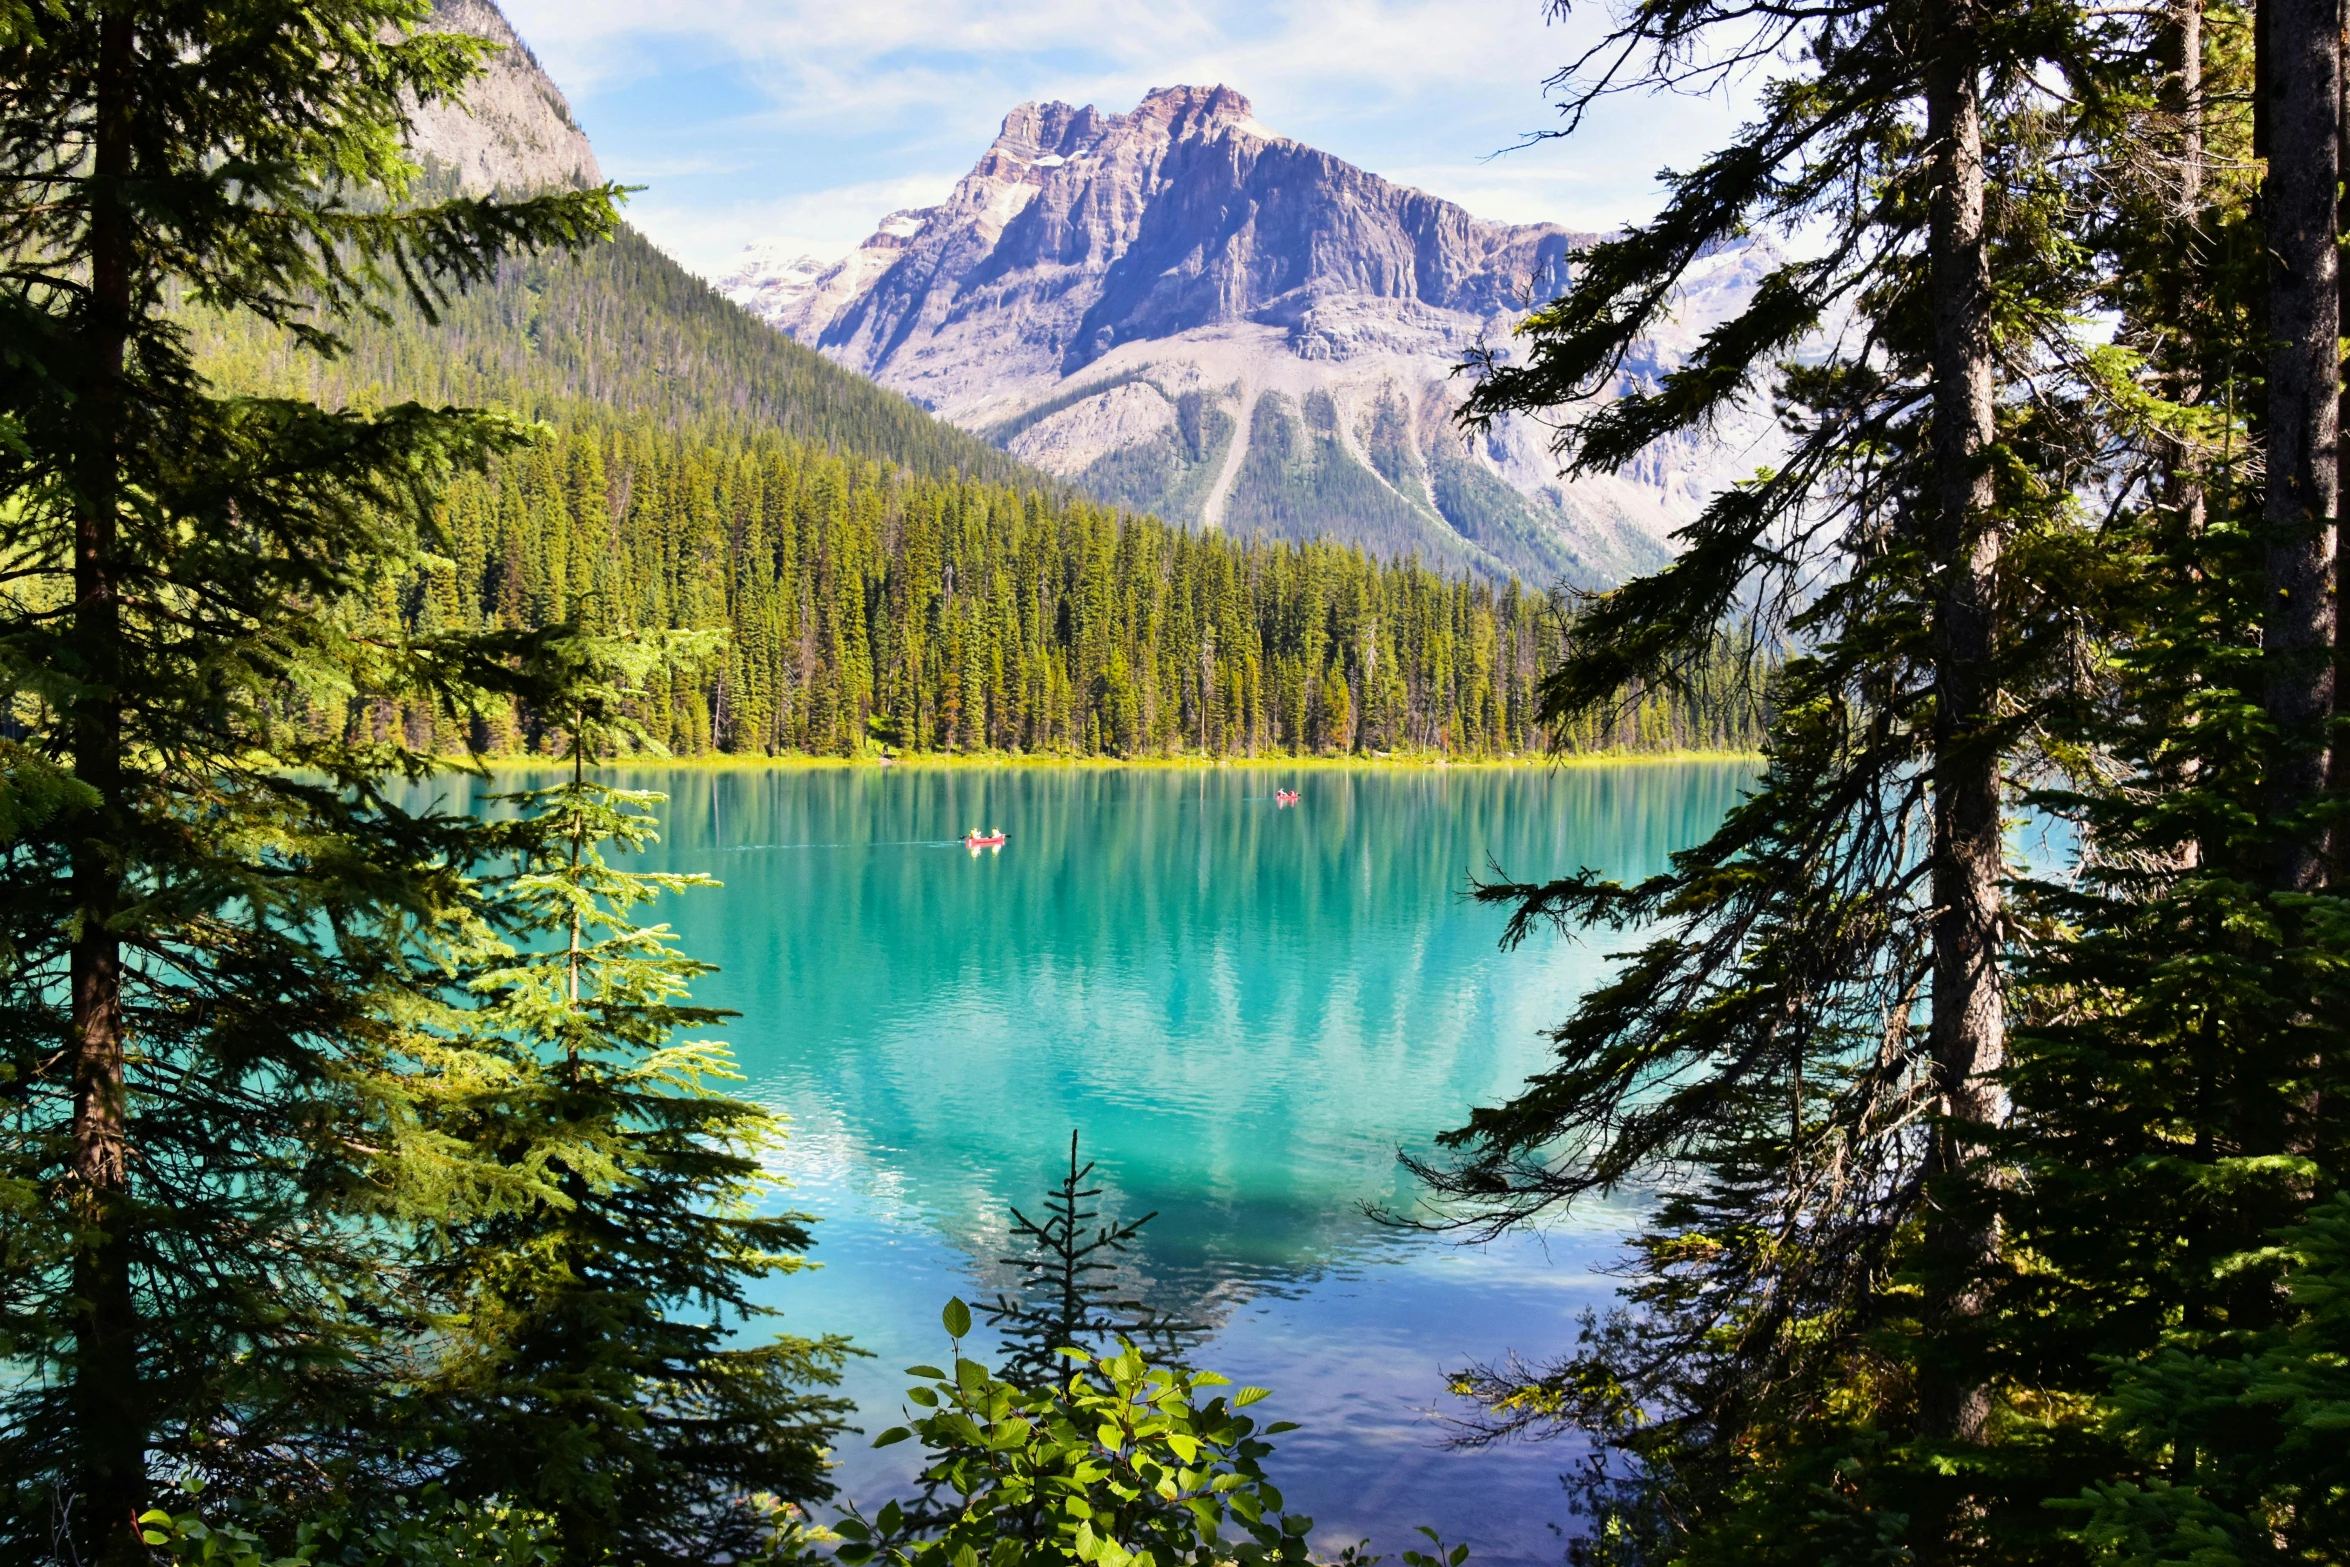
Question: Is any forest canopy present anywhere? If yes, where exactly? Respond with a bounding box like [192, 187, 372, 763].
[375, 418, 1765, 761]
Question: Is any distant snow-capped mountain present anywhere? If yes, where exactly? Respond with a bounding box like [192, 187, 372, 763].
[719, 85, 1777, 586]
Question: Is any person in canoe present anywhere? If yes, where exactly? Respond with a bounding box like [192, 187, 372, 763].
[964, 827, 1007, 850]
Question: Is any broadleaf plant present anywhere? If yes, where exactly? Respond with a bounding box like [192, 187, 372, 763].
[837, 1298, 1331, 1567]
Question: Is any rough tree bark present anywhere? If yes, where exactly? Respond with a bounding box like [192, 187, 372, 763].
[2331, 0, 2350, 886]
[2172, 0, 2205, 516]
[1919, 0, 2007, 1453]
[2168, 0, 2208, 876]
[2262, 0, 2340, 891]
[67, 9, 145, 1563]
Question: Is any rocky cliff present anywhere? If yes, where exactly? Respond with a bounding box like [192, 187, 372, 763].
[722, 86, 1774, 585]
[406, 0, 602, 195]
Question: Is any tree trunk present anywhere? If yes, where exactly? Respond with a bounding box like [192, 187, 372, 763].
[2262, 0, 2340, 891]
[2162, 0, 2210, 875]
[68, 10, 145, 1563]
[1919, 0, 2006, 1453]
[2178, 0, 2205, 207]
[2332, 0, 2350, 886]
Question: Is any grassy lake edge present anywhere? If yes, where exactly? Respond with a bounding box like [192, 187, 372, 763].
[453, 747, 1763, 773]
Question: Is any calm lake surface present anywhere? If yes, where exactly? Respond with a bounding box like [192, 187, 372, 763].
[458, 763, 1750, 1564]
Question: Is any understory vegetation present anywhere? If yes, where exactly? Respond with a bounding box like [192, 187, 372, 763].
[12, 0, 2350, 1560]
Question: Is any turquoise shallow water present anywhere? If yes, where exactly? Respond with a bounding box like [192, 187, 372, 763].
[448, 763, 1749, 1564]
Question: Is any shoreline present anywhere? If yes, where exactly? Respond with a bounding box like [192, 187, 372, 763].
[449, 747, 1761, 773]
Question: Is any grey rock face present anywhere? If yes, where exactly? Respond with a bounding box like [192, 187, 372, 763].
[405, 0, 601, 195]
[722, 86, 1776, 586]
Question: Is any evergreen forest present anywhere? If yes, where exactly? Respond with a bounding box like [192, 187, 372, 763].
[10, 0, 2350, 1565]
[179, 205, 1760, 763]
[382, 422, 1763, 760]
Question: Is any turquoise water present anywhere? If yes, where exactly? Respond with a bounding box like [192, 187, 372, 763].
[457, 764, 1749, 1563]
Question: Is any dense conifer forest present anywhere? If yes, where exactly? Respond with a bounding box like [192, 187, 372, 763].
[382, 419, 1765, 759]
[181, 207, 1764, 762]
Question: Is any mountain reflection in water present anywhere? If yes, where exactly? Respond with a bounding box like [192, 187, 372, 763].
[425, 763, 1749, 1564]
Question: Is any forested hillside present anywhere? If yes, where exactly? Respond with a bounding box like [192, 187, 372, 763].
[185, 211, 1043, 487]
[182, 203, 1761, 762]
[386, 417, 1762, 759]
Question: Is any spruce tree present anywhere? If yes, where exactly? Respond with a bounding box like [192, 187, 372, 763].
[1429, 0, 2350, 1558]
[404, 627, 854, 1567]
[983, 1131, 1198, 1387]
[1413, 0, 2129, 1554]
[0, 3, 614, 1561]
[1972, 1, 2350, 1554]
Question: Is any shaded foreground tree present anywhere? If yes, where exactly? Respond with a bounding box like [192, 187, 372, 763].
[0, 3, 615, 1561]
[1972, 0, 2350, 1557]
[1409, 0, 2151, 1556]
[1423, 0, 2350, 1558]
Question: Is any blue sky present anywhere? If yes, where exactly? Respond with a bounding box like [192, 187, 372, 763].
[495, 0, 1751, 279]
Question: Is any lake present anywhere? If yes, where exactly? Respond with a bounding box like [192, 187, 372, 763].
[468, 762, 1750, 1565]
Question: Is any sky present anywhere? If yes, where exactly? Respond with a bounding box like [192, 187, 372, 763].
[493, 0, 1754, 281]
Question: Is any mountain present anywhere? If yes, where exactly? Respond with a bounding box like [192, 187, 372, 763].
[234, 0, 1041, 487]
[174, 1, 1767, 764]
[409, 0, 602, 196]
[720, 87, 1775, 586]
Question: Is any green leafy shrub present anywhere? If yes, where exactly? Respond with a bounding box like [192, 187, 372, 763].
[136, 1484, 556, 1567]
[837, 1299, 1316, 1567]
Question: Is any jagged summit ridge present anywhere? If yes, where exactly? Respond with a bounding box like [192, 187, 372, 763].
[746, 85, 1578, 398]
[721, 86, 1772, 586]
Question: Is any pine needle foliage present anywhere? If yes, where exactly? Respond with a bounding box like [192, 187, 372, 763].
[2069, 1194, 2350, 1563]
[0, 2, 617, 1561]
[401, 627, 854, 1567]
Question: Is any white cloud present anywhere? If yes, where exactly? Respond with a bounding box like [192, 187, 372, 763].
[494, 0, 1755, 277]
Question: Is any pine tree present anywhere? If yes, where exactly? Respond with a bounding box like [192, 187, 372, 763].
[982, 1132, 1198, 1388]
[0, 4, 615, 1560]
[1413, 0, 2129, 1553]
[406, 627, 853, 1566]
[1965, 3, 2350, 1554]
[1424, 0, 2350, 1558]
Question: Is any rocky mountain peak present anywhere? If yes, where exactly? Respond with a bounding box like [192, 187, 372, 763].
[1123, 83, 1264, 137]
[716, 88, 1776, 587]
[985, 85, 1267, 171]
[733, 85, 1585, 396]
[405, 0, 601, 195]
